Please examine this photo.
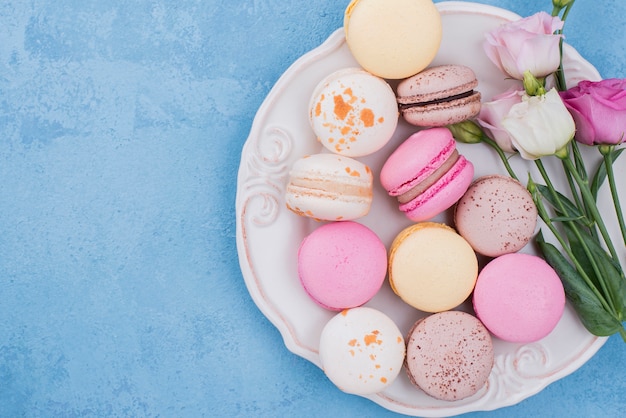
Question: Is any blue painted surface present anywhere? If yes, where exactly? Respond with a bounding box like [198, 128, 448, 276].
[0, 0, 625, 416]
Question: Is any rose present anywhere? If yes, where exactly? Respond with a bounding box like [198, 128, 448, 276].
[484, 11, 564, 80]
[501, 88, 575, 160]
[559, 79, 626, 145]
[476, 89, 524, 153]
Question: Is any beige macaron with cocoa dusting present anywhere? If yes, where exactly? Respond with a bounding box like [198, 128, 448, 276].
[344, 0, 442, 79]
[405, 311, 494, 401]
[454, 174, 538, 257]
[397, 65, 482, 127]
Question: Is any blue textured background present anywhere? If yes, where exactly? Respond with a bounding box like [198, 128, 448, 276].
[1, 0, 625, 416]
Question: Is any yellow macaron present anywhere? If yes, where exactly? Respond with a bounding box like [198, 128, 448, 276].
[344, 0, 442, 79]
[388, 222, 478, 312]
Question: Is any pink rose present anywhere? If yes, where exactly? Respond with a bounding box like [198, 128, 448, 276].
[477, 89, 524, 153]
[559, 79, 626, 145]
[484, 12, 564, 80]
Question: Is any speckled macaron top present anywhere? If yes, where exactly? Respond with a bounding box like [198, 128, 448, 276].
[308, 68, 398, 157]
[454, 174, 537, 257]
[319, 307, 406, 395]
[405, 311, 494, 401]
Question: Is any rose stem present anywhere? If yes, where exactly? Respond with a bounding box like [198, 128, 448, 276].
[531, 177, 614, 313]
[535, 158, 615, 307]
[602, 146, 626, 245]
[561, 156, 622, 266]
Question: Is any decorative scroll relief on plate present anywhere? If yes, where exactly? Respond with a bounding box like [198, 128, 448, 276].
[241, 126, 293, 227]
[483, 343, 549, 402]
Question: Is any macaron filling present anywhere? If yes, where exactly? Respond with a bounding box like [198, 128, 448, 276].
[399, 157, 471, 214]
[398, 90, 479, 110]
[397, 149, 459, 204]
[288, 176, 373, 200]
[387, 136, 457, 197]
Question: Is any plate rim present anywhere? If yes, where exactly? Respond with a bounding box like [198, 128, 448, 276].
[235, 1, 607, 415]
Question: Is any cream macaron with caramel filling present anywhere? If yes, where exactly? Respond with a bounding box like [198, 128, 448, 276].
[285, 153, 373, 221]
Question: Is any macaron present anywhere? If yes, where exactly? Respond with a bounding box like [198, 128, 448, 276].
[298, 221, 387, 311]
[473, 253, 566, 343]
[388, 222, 478, 313]
[380, 128, 474, 222]
[319, 307, 405, 395]
[285, 153, 373, 221]
[455, 174, 538, 257]
[344, 0, 442, 79]
[405, 311, 494, 401]
[308, 68, 398, 157]
[397, 65, 481, 127]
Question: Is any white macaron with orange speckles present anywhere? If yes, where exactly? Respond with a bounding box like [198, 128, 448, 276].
[319, 307, 405, 395]
[308, 68, 398, 157]
[285, 153, 373, 221]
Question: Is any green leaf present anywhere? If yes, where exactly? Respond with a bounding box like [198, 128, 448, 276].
[563, 224, 603, 291]
[562, 222, 626, 320]
[551, 215, 587, 223]
[581, 235, 625, 319]
[535, 184, 592, 226]
[591, 147, 625, 199]
[536, 234, 624, 336]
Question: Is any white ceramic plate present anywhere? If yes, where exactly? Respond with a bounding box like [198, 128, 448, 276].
[236, 2, 616, 416]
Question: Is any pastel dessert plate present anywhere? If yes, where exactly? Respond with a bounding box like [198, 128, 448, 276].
[236, 2, 614, 417]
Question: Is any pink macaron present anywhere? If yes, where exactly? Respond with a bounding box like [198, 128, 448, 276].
[380, 127, 474, 222]
[473, 253, 566, 343]
[297, 221, 387, 311]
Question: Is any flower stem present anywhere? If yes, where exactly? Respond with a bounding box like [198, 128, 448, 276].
[563, 143, 597, 237]
[535, 159, 616, 310]
[602, 147, 626, 245]
[531, 178, 614, 313]
[481, 135, 519, 181]
[551, 0, 576, 91]
[561, 1, 576, 22]
[561, 156, 621, 264]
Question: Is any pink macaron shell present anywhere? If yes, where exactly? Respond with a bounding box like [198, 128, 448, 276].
[297, 221, 387, 311]
[400, 156, 474, 222]
[473, 253, 566, 343]
[380, 128, 455, 196]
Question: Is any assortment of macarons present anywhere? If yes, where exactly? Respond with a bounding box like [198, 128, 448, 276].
[283, 0, 566, 402]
